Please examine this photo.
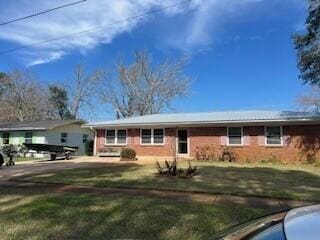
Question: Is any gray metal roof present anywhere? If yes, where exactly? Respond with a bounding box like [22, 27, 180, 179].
[85, 110, 320, 128]
[0, 119, 86, 131]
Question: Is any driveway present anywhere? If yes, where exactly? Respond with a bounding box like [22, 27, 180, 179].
[0, 156, 120, 183]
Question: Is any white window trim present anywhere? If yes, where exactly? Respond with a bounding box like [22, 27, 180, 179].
[176, 128, 190, 156]
[105, 129, 127, 146]
[227, 127, 244, 146]
[140, 128, 165, 145]
[264, 126, 283, 146]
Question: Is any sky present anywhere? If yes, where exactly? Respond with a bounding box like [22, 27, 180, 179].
[0, 0, 309, 121]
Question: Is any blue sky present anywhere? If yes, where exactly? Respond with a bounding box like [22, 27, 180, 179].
[0, 0, 308, 120]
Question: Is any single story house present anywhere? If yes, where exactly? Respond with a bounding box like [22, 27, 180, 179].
[85, 110, 320, 163]
[0, 119, 93, 157]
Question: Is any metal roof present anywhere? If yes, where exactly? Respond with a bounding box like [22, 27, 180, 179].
[85, 110, 320, 128]
[0, 119, 86, 131]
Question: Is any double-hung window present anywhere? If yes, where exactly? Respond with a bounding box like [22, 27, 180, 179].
[83, 134, 88, 143]
[105, 129, 127, 145]
[2, 132, 9, 145]
[25, 132, 33, 144]
[228, 127, 243, 145]
[61, 132, 68, 143]
[265, 126, 282, 145]
[141, 129, 164, 145]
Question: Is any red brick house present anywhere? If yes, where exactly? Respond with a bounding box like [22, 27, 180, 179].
[85, 110, 320, 163]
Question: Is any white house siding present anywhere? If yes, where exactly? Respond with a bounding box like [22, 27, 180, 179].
[28, 131, 46, 158]
[0, 124, 93, 157]
[44, 124, 93, 155]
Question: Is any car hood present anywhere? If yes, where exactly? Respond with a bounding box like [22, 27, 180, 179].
[284, 204, 320, 240]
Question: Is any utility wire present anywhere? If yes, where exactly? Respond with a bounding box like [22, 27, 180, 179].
[0, 0, 192, 55]
[0, 0, 88, 26]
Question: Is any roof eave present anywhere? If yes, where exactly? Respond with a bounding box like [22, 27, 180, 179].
[0, 127, 47, 131]
[84, 118, 320, 128]
[47, 120, 87, 130]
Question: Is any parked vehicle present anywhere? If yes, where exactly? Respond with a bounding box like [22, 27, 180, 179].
[212, 204, 320, 240]
[23, 143, 78, 160]
[0, 147, 15, 167]
[0, 150, 5, 167]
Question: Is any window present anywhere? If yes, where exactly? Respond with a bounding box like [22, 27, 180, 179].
[154, 129, 164, 144]
[141, 129, 152, 144]
[251, 223, 285, 240]
[106, 130, 116, 144]
[265, 126, 282, 145]
[141, 129, 164, 145]
[2, 132, 9, 145]
[61, 132, 68, 143]
[228, 127, 243, 145]
[25, 132, 33, 144]
[117, 130, 127, 145]
[83, 134, 88, 143]
[105, 129, 127, 145]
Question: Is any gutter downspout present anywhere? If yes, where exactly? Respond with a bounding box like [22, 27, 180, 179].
[90, 127, 97, 156]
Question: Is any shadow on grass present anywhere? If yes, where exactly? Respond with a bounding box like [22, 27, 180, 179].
[0, 188, 265, 240]
[20, 162, 320, 202]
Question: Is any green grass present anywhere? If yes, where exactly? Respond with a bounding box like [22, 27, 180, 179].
[0, 187, 265, 240]
[22, 161, 320, 201]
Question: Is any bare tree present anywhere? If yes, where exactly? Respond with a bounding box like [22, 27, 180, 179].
[0, 69, 49, 122]
[100, 51, 191, 118]
[67, 63, 101, 118]
[296, 86, 320, 112]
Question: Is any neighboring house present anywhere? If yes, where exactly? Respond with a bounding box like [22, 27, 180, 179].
[85, 110, 320, 163]
[0, 119, 93, 157]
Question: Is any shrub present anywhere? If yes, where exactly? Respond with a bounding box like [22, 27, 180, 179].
[156, 160, 197, 178]
[120, 148, 136, 160]
[195, 145, 217, 161]
[219, 147, 237, 162]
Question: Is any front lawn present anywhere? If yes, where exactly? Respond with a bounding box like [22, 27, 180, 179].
[21, 161, 320, 201]
[0, 187, 264, 240]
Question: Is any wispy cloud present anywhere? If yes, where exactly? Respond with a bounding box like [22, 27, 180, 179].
[0, 0, 194, 65]
[0, 0, 267, 65]
[166, 0, 265, 52]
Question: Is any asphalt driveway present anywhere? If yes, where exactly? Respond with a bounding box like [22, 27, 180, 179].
[0, 156, 120, 183]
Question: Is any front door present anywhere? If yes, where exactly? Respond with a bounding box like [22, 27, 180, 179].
[177, 129, 188, 154]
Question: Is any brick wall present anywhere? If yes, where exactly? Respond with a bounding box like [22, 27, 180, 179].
[95, 125, 320, 163]
[95, 128, 176, 157]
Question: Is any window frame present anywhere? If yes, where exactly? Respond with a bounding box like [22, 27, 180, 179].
[82, 134, 88, 144]
[24, 131, 33, 144]
[60, 132, 68, 143]
[105, 129, 127, 146]
[265, 126, 283, 146]
[2, 132, 10, 145]
[140, 128, 165, 145]
[227, 127, 243, 146]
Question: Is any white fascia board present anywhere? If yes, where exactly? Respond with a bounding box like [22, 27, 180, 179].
[84, 118, 320, 129]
